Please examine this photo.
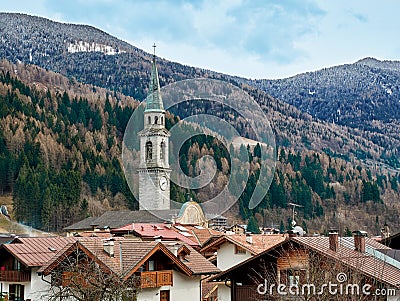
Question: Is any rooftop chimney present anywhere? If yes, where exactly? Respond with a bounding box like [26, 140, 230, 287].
[165, 222, 172, 229]
[90, 223, 99, 231]
[171, 243, 179, 256]
[103, 239, 115, 257]
[328, 229, 339, 252]
[353, 230, 367, 253]
[246, 232, 252, 244]
[381, 223, 390, 239]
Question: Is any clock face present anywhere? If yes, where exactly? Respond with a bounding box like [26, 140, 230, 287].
[159, 176, 168, 191]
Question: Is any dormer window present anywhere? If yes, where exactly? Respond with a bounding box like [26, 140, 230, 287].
[176, 245, 191, 260]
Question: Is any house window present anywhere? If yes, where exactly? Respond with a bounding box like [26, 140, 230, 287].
[146, 141, 153, 160]
[9, 284, 24, 301]
[289, 270, 300, 286]
[148, 260, 155, 271]
[280, 269, 306, 286]
[13, 258, 21, 271]
[234, 245, 246, 254]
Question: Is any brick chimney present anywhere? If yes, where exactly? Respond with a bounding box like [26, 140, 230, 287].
[103, 238, 115, 257]
[353, 230, 367, 253]
[329, 229, 339, 252]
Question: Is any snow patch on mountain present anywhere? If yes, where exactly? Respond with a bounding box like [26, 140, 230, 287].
[67, 41, 126, 55]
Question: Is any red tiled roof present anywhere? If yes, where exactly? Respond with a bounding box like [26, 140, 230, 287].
[188, 227, 224, 245]
[293, 236, 400, 288]
[40, 238, 219, 277]
[202, 281, 218, 299]
[164, 242, 220, 275]
[3, 237, 76, 267]
[364, 237, 391, 250]
[112, 223, 200, 247]
[201, 234, 288, 255]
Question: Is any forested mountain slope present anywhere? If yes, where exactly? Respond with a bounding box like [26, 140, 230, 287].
[0, 60, 399, 235]
[247, 58, 400, 168]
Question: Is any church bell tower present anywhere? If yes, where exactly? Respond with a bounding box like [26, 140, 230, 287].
[138, 46, 171, 210]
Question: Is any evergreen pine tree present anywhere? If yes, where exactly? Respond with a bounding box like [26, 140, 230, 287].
[247, 216, 260, 234]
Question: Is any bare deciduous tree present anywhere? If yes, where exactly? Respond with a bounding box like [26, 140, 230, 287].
[246, 241, 389, 301]
[42, 246, 141, 301]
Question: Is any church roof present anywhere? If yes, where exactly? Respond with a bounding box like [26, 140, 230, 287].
[64, 210, 179, 231]
[144, 56, 164, 112]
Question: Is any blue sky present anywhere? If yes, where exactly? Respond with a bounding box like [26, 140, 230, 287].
[2, 0, 400, 79]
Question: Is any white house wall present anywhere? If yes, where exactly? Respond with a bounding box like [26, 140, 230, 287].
[28, 268, 51, 300]
[171, 271, 201, 300]
[217, 243, 251, 271]
[218, 285, 230, 301]
[217, 243, 252, 301]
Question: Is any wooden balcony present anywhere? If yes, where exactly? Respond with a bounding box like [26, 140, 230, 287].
[0, 270, 31, 282]
[140, 270, 173, 288]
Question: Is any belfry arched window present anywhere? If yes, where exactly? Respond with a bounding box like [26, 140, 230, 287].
[155, 116, 159, 124]
[161, 116, 164, 125]
[148, 116, 151, 125]
[145, 141, 153, 160]
[160, 141, 165, 160]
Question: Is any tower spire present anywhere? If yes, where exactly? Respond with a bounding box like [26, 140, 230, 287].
[145, 43, 164, 112]
[152, 43, 156, 60]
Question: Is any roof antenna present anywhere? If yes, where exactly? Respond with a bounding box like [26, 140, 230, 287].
[288, 202, 303, 228]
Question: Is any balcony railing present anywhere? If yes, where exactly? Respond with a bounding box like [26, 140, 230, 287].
[140, 270, 173, 288]
[0, 270, 31, 282]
